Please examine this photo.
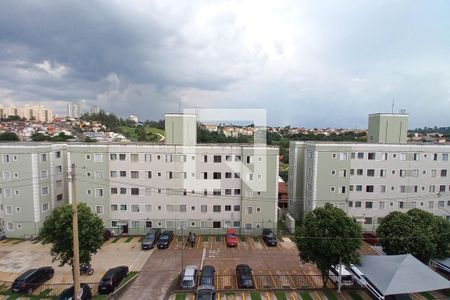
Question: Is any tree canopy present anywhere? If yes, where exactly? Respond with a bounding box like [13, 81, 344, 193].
[40, 203, 104, 269]
[377, 208, 450, 262]
[0, 132, 19, 141]
[295, 204, 362, 286]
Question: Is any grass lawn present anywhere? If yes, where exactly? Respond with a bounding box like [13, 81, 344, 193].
[118, 271, 139, 288]
[275, 291, 288, 300]
[300, 291, 313, 300]
[239, 236, 247, 242]
[252, 236, 260, 242]
[92, 296, 108, 300]
[325, 291, 338, 300]
[125, 237, 134, 243]
[420, 292, 435, 300]
[175, 293, 186, 300]
[348, 291, 364, 300]
[250, 292, 262, 300]
[111, 237, 121, 243]
[203, 235, 209, 241]
[216, 235, 222, 242]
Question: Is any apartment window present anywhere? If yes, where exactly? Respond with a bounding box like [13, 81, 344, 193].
[355, 201, 362, 208]
[201, 205, 207, 213]
[350, 152, 356, 159]
[5, 205, 13, 215]
[95, 171, 103, 180]
[380, 169, 387, 177]
[246, 156, 252, 164]
[4, 188, 12, 198]
[400, 153, 406, 161]
[350, 169, 355, 176]
[56, 194, 63, 201]
[331, 170, 336, 175]
[96, 206, 104, 214]
[120, 171, 127, 177]
[382, 153, 388, 160]
[41, 186, 49, 195]
[348, 201, 353, 207]
[380, 185, 386, 193]
[339, 153, 348, 160]
[366, 185, 374, 193]
[443, 154, 449, 161]
[130, 154, 139, 162]
[131, 188, 140, 195]
[203, 189, 208, 196]
[40, 170, 49, 179]
[214, 155, 222, 163]
[246, 207, 253, 214]
[144, 154, 152, 162]
[94, 153, 103, 162]
[42, 203, 49, 212]
[225, 172, 232, 179]
[232, 155, 240, 162]
[338, 170, 347, 178]
[202, 155, 208, 163]
[213, 205, 221, 212]
[340, 186, 346, 194]
[213, 189, 221, 196]
[225, 155, 232, 162]
[429, 201, 434, 209]
[355, 185, 363, 192]
[349, 185, 354, 191]
[145, 171, 152, 179]
[441, 170, 447, 177]
[357, 169, 363, 176]
[225, 189, 232, 195]
[233, 205, 241, 212]
[3, 171, 12, 181]
[400, 186, 406, 193]
[330, 187, 336, 192]
[364, 217, 373, 225]
[179, 205, 187, 213]
[440, 185, 446, 193]
[118, 154, 126, 161]
[95, 188, 104, 197]
[248, 173, 254, 181]
[357, 152, 364, 159]
[429, 185, 436, 193]
[110, 154, 117, 161]
[131, 205, 140, 212]
[213, 172, 221, 179]
[111, 188, 118, 195]
[365, 202, 373, 209]
[367, 169, 375, 177]
[85, 154, 91, 160]
[379, 202, 385, 209]
[41, 153, 48, 162]
[413, 153, 420, 161]
[120, 188, 127, 194]
[55, 165, 62, 173]
[368, 153, 375, 160]
[120, 204, 128, 211]
[131, 171, 139, 179]
[399, 201, 404, 209]
[438, 201, 445, 208]
[234, 189, 241, 195]
[433, 153, 438, 161]
[431, 169, 437, 177]
[2, 154, 11, 163]
[234, 172, 240, 179]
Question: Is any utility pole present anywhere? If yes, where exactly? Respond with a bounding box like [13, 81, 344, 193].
[70, 164, 81, 299]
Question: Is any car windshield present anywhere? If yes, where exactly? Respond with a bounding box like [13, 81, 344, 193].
[197, 289, 213, 298]
[160, 236, 169, 240]
[267, 233, 275, 237]
[182, 279, 193, 286]
[145, 234, 154, 239]
[227, 233, 236, 238]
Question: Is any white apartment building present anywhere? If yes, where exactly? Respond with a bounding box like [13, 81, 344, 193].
[288, 113, 450, 231]
[0, 114, 279, 238]
[0, 104, 53, 123]
[67, 103, 81, 118]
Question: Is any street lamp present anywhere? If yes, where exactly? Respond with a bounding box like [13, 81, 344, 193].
[178, 226, 184, 272]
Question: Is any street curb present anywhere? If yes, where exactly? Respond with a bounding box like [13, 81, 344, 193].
[108, 272, 140, 300]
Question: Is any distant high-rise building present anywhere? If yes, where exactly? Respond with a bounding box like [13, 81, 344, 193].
[90, 105, 99, 115]
[67, 103, 81, 118]
[0, 104, 53, 122]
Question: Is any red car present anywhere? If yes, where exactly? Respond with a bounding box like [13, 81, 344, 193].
[226, 228, 238, 247]
[362, 232, 380, 246]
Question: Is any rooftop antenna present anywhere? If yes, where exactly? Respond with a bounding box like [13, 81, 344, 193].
[391, 97, 395, 113]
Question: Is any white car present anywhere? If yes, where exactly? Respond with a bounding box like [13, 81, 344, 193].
[347, 264, 367, 287]
[181, 265, 198, 289]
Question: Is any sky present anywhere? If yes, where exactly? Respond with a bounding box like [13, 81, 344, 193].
[1, 0, 450, 128]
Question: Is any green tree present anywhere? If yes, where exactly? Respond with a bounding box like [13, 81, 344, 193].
[40, 203, 104, 274]
[31, 132, 48, 141]
[295, 204, 362, 286]
[377, 208, 450, 262]
[0, 132, 19, 141]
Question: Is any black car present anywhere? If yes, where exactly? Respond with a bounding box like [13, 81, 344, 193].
[200, 265, 215, 286]
[56, 283, 92, 300]
[141, 228, 161, 250]
[196, 284, 216, 300]
[262, 228, 277, 247]
[157, 230, 174, 249]
[11, 266, 54, 294]
[97, 266, 129, 295]
[235, 264, 255, 289]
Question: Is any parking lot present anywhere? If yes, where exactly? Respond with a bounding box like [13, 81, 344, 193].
[0, 237, 151, 284]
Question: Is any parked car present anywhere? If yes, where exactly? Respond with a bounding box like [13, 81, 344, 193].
[157, 230, 174, 249]
[235, 264, 255, 289]
[200, 265, 216, 286]
[362, 232, 380, 246]
[97, 266, 129, 294]
[11, 266, 54, 294]
[141, 228, 161, 250]
[328, 264, 354, 287]
[103, 229, 112, 241]
[262, 228, 277, 246]
[196, 284, 216, 300]
[347, 264, 367, 287]
[226, 228, 238, 247]
[56, 283, 92, 300]
[181, 265, 198, 289]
